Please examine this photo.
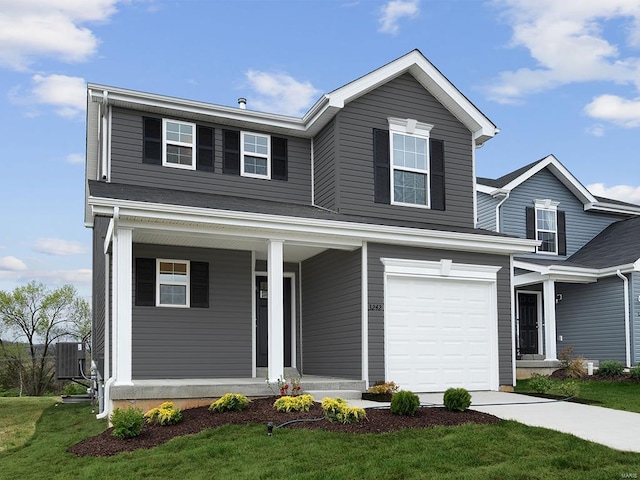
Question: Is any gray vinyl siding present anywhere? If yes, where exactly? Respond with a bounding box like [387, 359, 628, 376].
[132, 245, 252, 379]
[301, 249, 361, 379]
[555, 276, 627, 363]
[477, 192, 498, 231]
[333, 73, 475, 228]
[633, 272, 640, 364]
[313, 120, 337, 211]
[367, 244, 513, 386]
[501, 169, 624, 256]
[109, 108, 312, 205]
[91, 216, 110, 378]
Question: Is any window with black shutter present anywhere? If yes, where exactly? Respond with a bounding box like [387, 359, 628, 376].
[190, 261, 209, 308]
[528, 201, 564, 255]
[143, 118, 162, 165]
[223, 129, 240, 175]
[373, 129, 390, 204]
[135, 257, 209, 308]
[196, 126, 214, 172]
[429, 138, 445, 211]
[135, 258, 156, 306]
[271, 136, 288, 180]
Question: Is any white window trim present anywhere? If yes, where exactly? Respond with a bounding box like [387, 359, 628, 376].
[162, 119, 196, 170]
[534, 199, 560, 255]
[156, 259, 190, 308]
[241, 131, 271, 179]
[388, 118, 434, 209]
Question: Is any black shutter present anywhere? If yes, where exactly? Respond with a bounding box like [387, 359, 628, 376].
[272, 136, 288, 180]
[557, 210, 567, 255]
[525, 206, 536, 239]
[196, 126, 214, 172]
[135, 258, 156, 306]
[190, 261, 209, 308]
[143, 118, 162, 165]
[373, 129, 390, 204]
[429, 139, 445, 211]
[223, 130, 240, 175]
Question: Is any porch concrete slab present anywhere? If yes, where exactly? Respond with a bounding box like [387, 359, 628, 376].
[346, 391, 640, 453]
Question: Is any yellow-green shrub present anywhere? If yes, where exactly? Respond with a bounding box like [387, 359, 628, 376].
[144, 401, 183, 426]
[366, 381, 399, 395]
[209, 393, 251, 413]
[321, 397, 367, 424]
[273, 394, 315, 412]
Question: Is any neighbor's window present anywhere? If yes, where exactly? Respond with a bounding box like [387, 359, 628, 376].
[535, 200, 559, 254]
[389, 118, 433, 207]
[241, 132, 270, 179]
[157, 259, 190, 307]
[163, 119, 196, 170]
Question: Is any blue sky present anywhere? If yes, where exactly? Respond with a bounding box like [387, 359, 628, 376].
[1, 0, 640, 300]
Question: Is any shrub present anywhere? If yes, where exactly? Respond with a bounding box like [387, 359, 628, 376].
[209, 393, 251, 413]
[443, 388, 472, 412]
[528, 373, 553, 393]
[629, 364, 640, 380]
[273, 394, 315, 413]
[558, 346, 586, 379]
[145, 401, 184, 426]
[366, 381, 399, 395]
[598, 360, 624, 378]
[275, 376, 302, 397]
[321, 397, 366, 424]
[110, 406, 145, 439]
[554, 380, 580, 398]
[61, 382, 88, 396]
[390, 390, 420, 416]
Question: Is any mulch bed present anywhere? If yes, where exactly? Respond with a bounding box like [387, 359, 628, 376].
[68, 396, 500, 457]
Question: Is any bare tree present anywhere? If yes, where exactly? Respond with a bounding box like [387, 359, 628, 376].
[0, 282, 90, 396]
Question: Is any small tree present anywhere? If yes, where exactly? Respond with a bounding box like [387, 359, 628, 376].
[0, 282, 90, 396]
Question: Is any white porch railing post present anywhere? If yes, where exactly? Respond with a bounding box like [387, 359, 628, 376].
[267, 240, 284, 383]
[543, 279, 558, 361]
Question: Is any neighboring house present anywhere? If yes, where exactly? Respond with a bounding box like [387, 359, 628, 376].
[85, 50, 536, 417]
[477, 155, 640, 370]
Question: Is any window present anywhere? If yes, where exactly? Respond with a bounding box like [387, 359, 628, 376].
[389, 118, 434, 208]
[163, 119, 196, 170]
[241, 132, 270, 178]
[534, 200, 559, 254]
[156, 259, 190, 307]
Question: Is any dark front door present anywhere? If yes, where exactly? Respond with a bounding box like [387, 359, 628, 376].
[256, 276, 292, 368]
[518, 292, 538, 355]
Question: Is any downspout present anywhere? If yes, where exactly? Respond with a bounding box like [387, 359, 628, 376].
[101, 91, 109, 181]
[495, 191, 510, 233]
[310, 138, 315, 207]
[616, 270, 632, 368]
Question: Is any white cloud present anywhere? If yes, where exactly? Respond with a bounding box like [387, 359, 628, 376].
[10, 74, 86, 118]
[0, 0, 120, 71]
[0, 256, 28, 271]
[33, 238, 88, 256]
[244, 70, 321, 116]
[378, 0, 420, 35]
[488, 1, 640, 104]
[65, 153, 85, 164]
[585, 124, 606, 137]
[588, 182, 640, 205]
[584, 94, 640, 127]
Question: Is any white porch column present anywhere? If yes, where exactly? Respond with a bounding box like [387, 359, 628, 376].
[113, 227, 133, 385]
[267, 240, 284, 382]
[543, 279, 558, 361]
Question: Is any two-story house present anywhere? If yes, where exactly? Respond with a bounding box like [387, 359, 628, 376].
[85, 50, 536, 417]
[477, 155, 640, 375]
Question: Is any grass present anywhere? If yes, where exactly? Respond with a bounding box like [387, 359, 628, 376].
[1, 401, 640, 479]
[0, 396, 60, 451]
[516, 378, 640, 413]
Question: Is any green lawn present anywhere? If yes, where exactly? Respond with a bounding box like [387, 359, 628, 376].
[515, 378, 640, 413]
[1, 401, 639, 479]
[0, 396, 60, 451]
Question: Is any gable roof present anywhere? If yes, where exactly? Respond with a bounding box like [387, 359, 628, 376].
[477, 155, 640, 216]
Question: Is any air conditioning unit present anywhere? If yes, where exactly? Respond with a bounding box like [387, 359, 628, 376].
[56, 342, 87, 380]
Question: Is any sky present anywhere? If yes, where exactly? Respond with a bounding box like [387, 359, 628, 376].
[1, 0, 640, 301]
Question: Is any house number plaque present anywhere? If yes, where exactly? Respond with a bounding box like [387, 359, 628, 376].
[368, 304, 383, 311]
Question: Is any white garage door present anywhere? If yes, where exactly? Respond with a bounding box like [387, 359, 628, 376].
[386, 275, 496, 392]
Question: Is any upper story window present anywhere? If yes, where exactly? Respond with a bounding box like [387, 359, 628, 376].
[389, 119, 433, 208]
[374, 119, 445, 211]
[241, 132, 270, 179]
[163, 119, 196, 170]
[157, 259, 190, 307]
[531, 199, 561, 255]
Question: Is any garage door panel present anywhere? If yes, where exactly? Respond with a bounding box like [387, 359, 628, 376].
[386, 275, 495, 392]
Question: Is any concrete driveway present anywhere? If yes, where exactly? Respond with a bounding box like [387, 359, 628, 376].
[351, 391, 640, 453]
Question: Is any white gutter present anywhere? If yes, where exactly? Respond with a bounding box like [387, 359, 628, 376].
[310, 137, 315, 206]
[494, 190, 510, 233]
[96, 250, 112, 419]
[616, 270, 632, 368]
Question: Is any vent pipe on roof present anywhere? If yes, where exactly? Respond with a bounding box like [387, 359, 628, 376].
[238, 97, 247, 109]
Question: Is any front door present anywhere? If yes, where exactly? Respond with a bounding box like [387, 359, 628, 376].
[518, 292, 538, 355]
[256, 276, 292, 368]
